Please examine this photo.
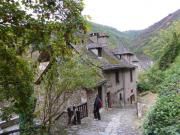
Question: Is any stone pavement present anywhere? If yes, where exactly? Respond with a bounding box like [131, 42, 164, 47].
[67, 106, 142, 135]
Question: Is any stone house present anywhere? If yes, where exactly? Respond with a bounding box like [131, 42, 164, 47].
[73, 32, 138, 108]
[33, 47, 106, 120]
[112, 46, 154, 71]
[32, 32, 138, 124]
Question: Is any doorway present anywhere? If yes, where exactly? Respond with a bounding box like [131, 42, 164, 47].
[130, 94, 135, 104]
[98, 86, 102, 101]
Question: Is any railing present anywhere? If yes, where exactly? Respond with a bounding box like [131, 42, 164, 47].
[77, 102, 88, 119]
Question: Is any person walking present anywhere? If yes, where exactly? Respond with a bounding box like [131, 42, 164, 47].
[93, 95, 102, 120]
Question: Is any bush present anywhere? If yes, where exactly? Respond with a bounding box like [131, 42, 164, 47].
[137, 82, 151, 92]
[143, 93, 180, 135]
[138, 66, 165, 92]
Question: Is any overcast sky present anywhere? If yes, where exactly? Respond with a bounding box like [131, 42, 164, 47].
[82, 0, 180, 31]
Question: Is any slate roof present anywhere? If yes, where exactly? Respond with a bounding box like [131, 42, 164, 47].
[102, 64, 135, 71]
[35, 33, 136, 85]
[72, 34, 136, 71]
[87, 42, 106, 49]
[132, 56, 139, 62]
[112, 47, 134, 55]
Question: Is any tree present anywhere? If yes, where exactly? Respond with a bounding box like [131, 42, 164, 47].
[158, 31, 180, 70]
[38, 53, 102, 133]
[0, 0, 87, 134]
[0, 45, 36, 133]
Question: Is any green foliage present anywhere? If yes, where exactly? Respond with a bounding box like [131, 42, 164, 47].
[0, 45, 36, 132]
[143, 57, 180, 134]
[158, 55, 180, 95]
[138, 66, 165, 92]
[137, 82, 151, 92]
[143, 93, 180, 135]
[0, 0, 87, 133]
[143, 31, 170, 60]
[144, 21, 180, 61]
[158, 32, 180, 70]
[140, 22, 180, 134]
[40, 53, 102, 132]
[90, 22, 135, 48]
[44, 54, 101, 93]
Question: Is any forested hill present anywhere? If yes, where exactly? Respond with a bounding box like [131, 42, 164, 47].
[129, 9, 180, 58]
[90, 9, 180, 60]
[90, 22, 140, 48]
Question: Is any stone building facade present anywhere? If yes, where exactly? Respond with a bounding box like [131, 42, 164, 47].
[79, 32, 138, 108]
[33, 32, 138, 128]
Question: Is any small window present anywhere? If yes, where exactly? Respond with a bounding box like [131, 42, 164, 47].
[130, 70, 133, 82]
[115, 71, 119, 83]
[119, 93, 122, 101]
[98, 48, 102, 57]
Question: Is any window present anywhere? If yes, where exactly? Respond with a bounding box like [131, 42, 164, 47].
[115, 71, 119, 83]
[120, 55, 122, 60]
[98, 48, 102, 57]
[130, 70, 133, 82]
[119, 93, 122, 101]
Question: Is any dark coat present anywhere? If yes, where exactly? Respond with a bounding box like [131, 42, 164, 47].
[94, 96, 102, 110]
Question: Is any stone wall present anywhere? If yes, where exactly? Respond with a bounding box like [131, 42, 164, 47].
[34, 85, 88, 125]
[52, 112, 68, 135]
[137, 102, 147, 118]
[86, 90, 98, 117]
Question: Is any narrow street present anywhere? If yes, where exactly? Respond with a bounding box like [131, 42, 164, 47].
[67, 106, 142, 135]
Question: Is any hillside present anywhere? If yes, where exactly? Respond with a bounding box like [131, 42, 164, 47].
[90, 9, 180, 60]
[90, 22, 136, 48]
[130, 9, 180, 57]
[138, 21, 180, 135]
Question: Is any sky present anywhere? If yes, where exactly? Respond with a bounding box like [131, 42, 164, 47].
[82, 0, 180, 31]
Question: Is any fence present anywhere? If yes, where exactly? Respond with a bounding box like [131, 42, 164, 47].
[77, 102, 88, 119]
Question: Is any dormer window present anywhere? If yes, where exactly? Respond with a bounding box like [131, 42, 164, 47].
[98, 48, 102, 57]
[90, 48, 102, 58]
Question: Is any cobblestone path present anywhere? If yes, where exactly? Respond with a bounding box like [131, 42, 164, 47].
[67, 106, 142, 135]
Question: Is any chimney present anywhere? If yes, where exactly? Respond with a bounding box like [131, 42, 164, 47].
[97, 33, 109, 45]
[89, 33, 109, 45]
